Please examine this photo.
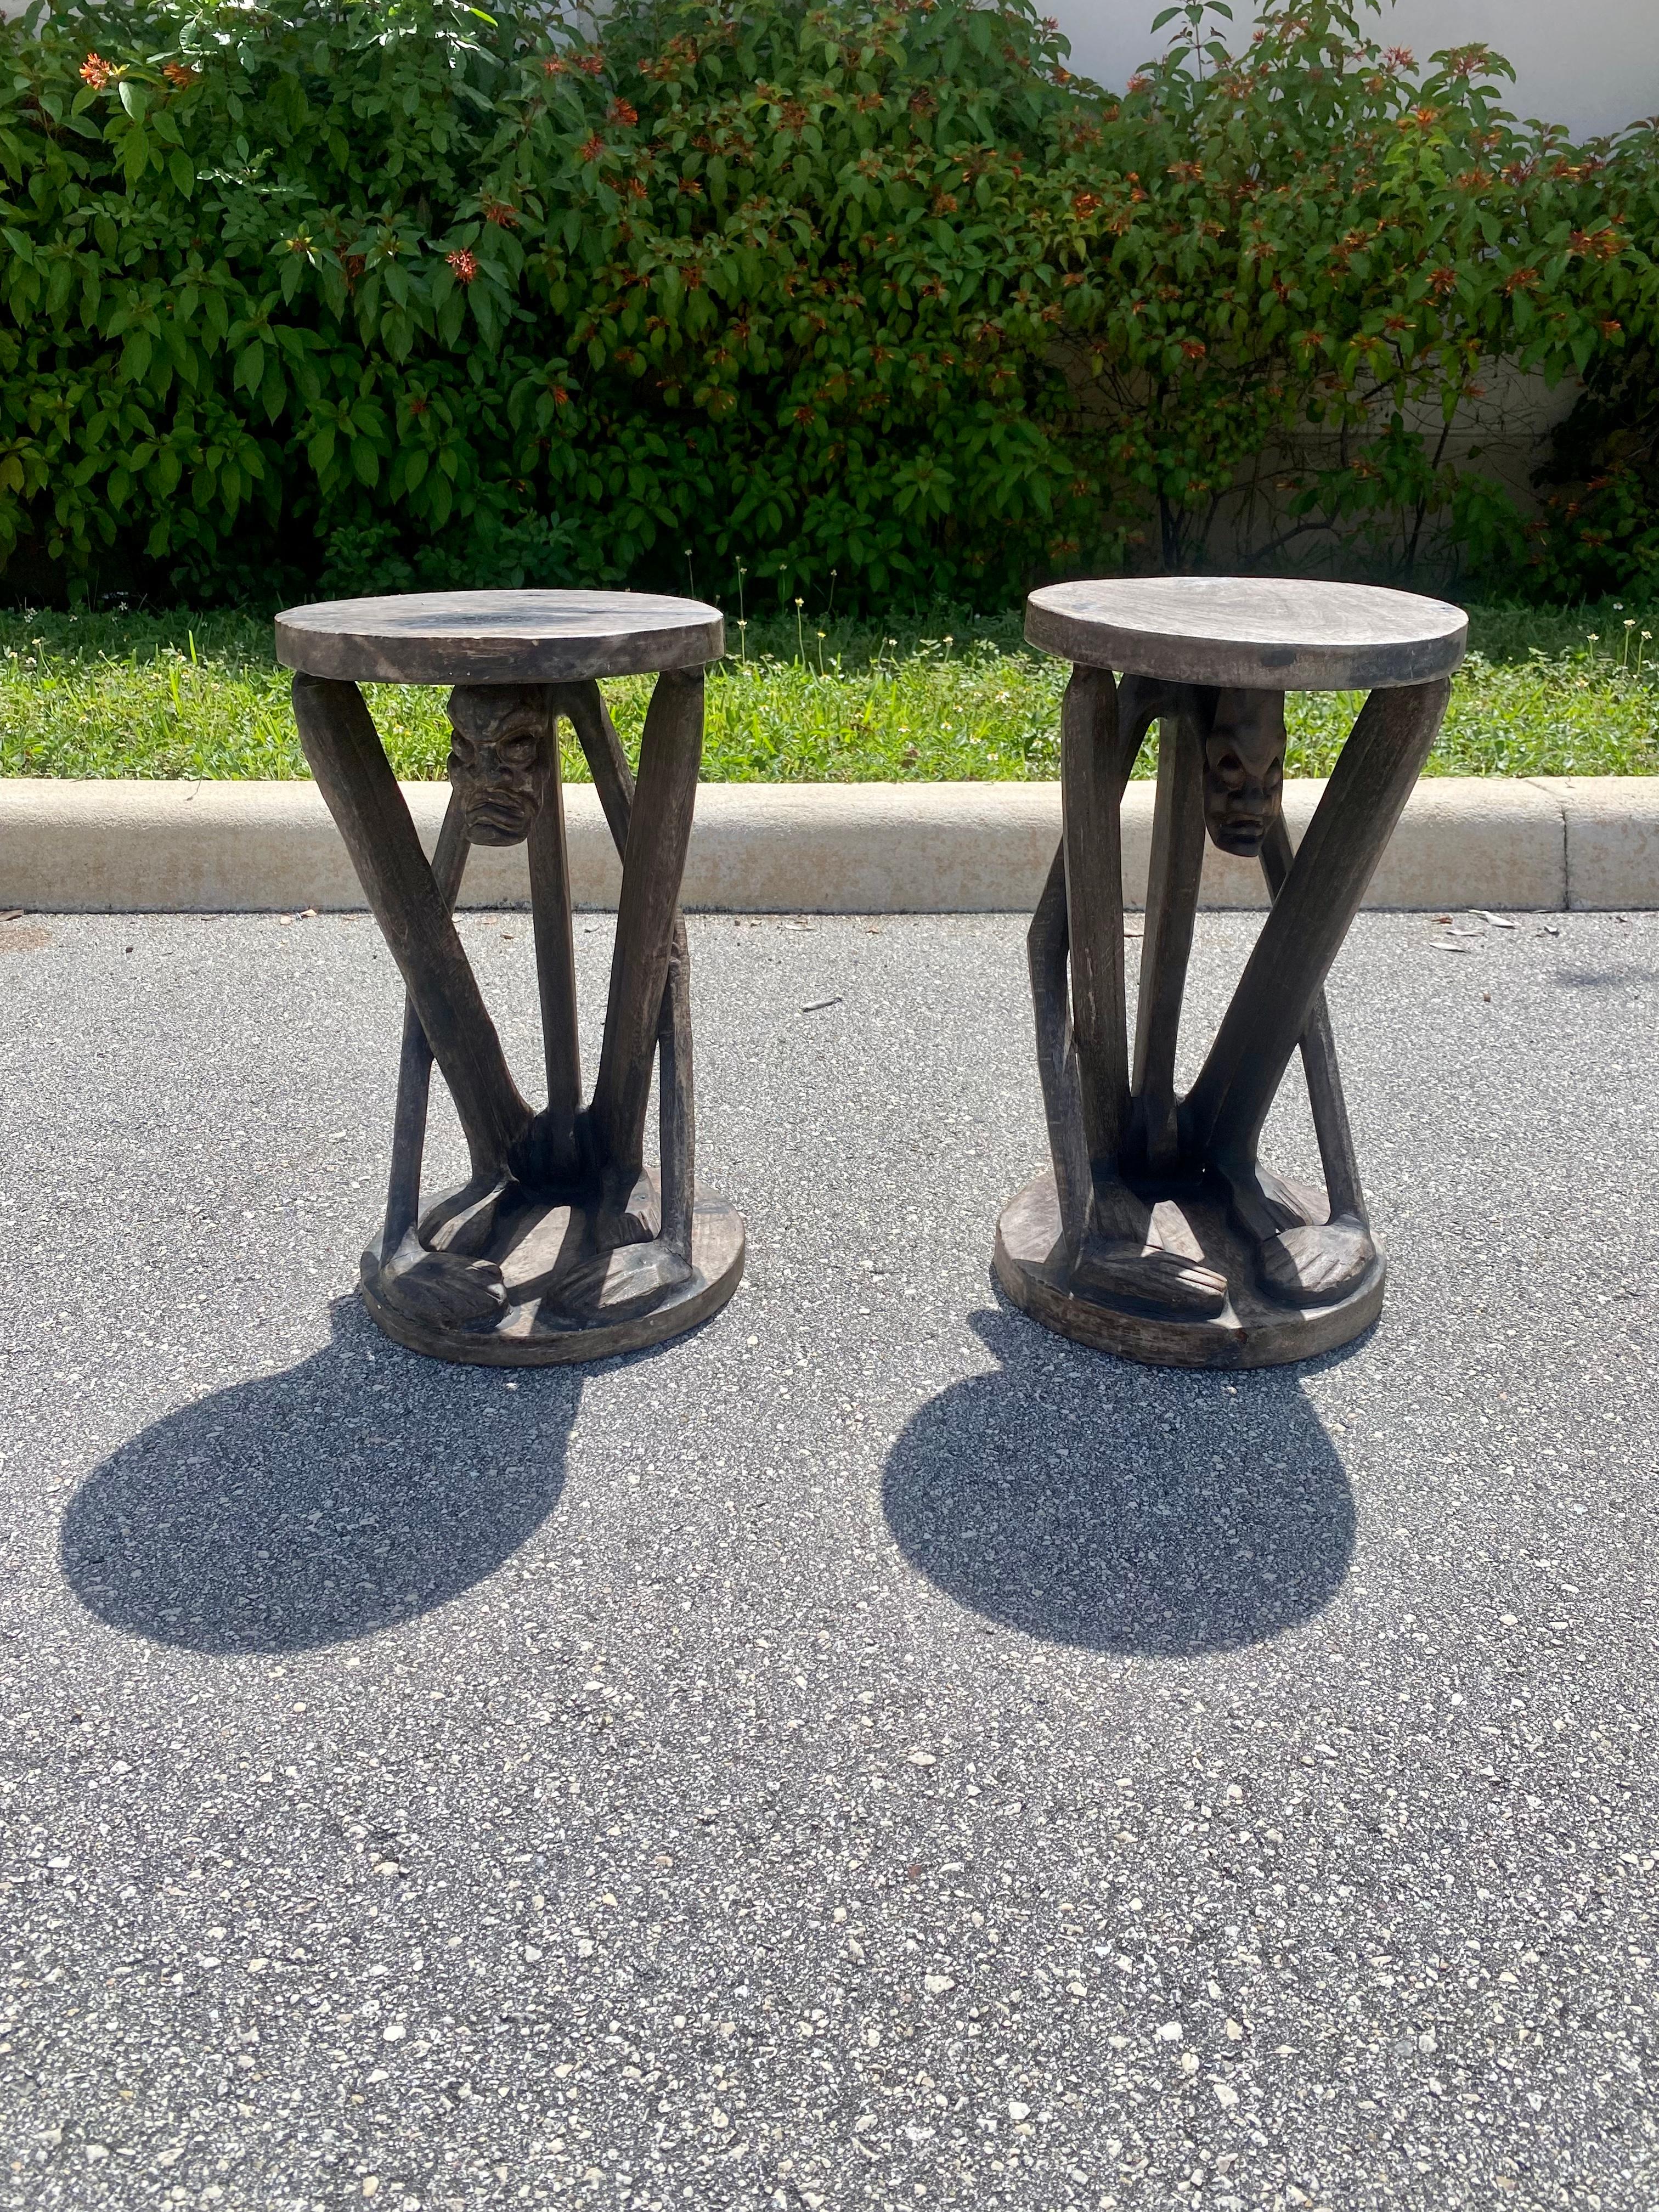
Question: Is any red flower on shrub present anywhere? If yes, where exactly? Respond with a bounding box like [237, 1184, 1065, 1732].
[552, 386, 570, 406]
[1502, 266, 1538, 295]
[1569, 226, 1625, 262]
[447, 249, 479, 284]
[1600, 319, 1622, 337]
[80, 52, 111, 89]
[1427, 266, 1457, 295]
[579, 134, 606, 163]
[1071, 191, 1101, 217]
[1180, 339, 1207, 360]
[161, 61, 198, 88]
[1126, 74, 1152, 93]
[543, 55, 567, 76]
[1383, 45, 1415, 70]
[483, 200, 520, 228]
[578, 53, 605, 76]
[609, 99, 637, 126]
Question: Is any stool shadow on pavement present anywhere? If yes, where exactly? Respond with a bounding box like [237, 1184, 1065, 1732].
[61, 1299, 579, 1655]
[882, 1308, 1356, 1657]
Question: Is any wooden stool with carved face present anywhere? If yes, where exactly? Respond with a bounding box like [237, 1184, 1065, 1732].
[997, 577, 1468, 1368]
[275, 590, 744, 1365]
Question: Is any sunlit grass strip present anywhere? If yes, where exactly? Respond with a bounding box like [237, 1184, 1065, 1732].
[2, 606, 1655, 784]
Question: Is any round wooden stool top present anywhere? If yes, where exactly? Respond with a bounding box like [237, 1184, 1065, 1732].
[275, 588, 725, 686]
[1025, 577, 1466, 692]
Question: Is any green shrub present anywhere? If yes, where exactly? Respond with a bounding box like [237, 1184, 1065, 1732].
[0, 0, 1654, 610]
[1503, 141, 1659, 602]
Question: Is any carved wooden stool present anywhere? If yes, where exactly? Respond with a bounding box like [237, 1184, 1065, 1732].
[996, 577, 1467, 1369]
[275, 590, 743, 1365]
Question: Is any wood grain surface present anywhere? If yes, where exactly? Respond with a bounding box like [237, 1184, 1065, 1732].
[1026, 577, 1467, 690]
[359, 1183, 744, 1367]
[276, 590, 724, 685]
[995, 1171, 1384, 1369]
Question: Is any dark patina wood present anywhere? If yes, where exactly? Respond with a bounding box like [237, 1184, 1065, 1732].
[276, 589, 724, 685]
[1025, 575, 1468, 692]
[998, 574, 1465, 1368]
[279, 589, 742, 1367]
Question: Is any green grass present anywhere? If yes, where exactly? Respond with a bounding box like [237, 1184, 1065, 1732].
[2, 600, 1655, 783]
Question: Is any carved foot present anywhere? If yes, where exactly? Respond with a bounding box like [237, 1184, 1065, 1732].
[421, 1170, 517, 1257]
[376, 1229, 507, 1329]
[1071, 1193, 1227, 1318]
[594, 1165, 661, 1252]
[1256, 1214, 1375, 1308]
[548, 1237, 692, 1323]
[1220, 1160, 1375, 1310]
[458, 1178, 692, 1328]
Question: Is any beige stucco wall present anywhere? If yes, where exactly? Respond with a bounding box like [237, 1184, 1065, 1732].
[1054, 0, 1659, 138]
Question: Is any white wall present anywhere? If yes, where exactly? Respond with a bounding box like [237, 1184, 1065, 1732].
[1053, 0, 1659, 138]
[8, 0, 1654, 133]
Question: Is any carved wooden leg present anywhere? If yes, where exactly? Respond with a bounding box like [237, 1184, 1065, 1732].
[527, 740, 584, 1190]
[1062, 665, 1130, 1190]
[556, 679, 696, 1261]
[656, 927, 695, 1265]
[1260, 816, 1367, 1229]
[1128, 688, 1208, 1180]
[1060, 667, 1225, 1316]
[1185, 678, 1448, 1305]
[381, 792, 470, 1251]
[588, 668, 703, 1201]
[292, 673, 533, 1182]
[367, 792, 512, 1330]
[1027, 840, 1090, 1261]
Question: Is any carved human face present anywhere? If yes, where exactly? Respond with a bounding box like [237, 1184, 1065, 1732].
[445, 686, 554, 847]
[1203, 690, 1286, 857]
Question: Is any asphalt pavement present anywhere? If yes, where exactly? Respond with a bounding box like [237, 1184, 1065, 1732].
[1, 905, 1655, 2212]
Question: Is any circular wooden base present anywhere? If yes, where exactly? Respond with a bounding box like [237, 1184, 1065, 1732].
[993, 1171, 1384, 1370]
[359, 1187, 744, 1367]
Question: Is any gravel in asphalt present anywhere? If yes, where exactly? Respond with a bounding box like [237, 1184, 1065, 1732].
[0, 906, 1655, 2212]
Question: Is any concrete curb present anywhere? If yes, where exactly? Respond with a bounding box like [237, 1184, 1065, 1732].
[0, 773, 1654, 913]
